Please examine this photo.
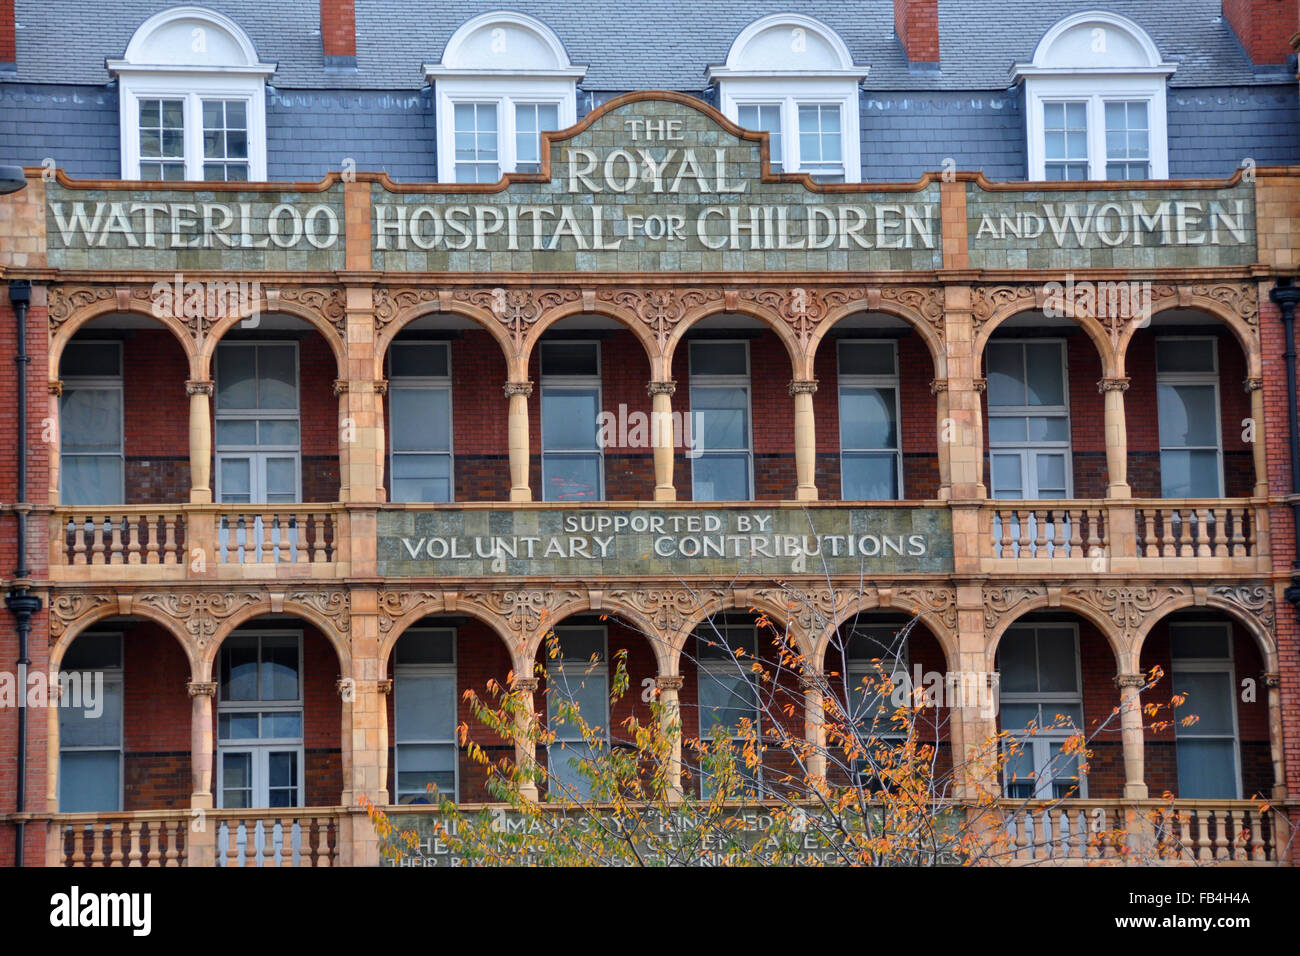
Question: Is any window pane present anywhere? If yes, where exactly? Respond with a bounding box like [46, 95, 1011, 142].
[261, 637, 300, 701]
[1035, 454, 1067, 497]
[986, 343, 1024, 406]
[218, 712, 259, 740]
[1035, 628, 1080, 693]
[1172, 670, 1235, 736]
[1170, 625, 1230, 659]
[841, 452, 898, 500]
[217, 345, 257, 409]
[220, 636, 259, 701]
[62, 343, 121, 377]
[694, 387, 748, 449]
[60, 679, 121, 747]
[997, 632, 1038, 694]
[698, 671, 758, 736]
[395, 675, 456, 741]
[838, 341, 895, 376]
[62, 456, 123, 506]
[390, 343, 450, 378]
[216, 419, 257, 446]
[59, 752, 120, 812]
[61, 388, 121, 452]
[554, 628, 606, 662]
[258, 419, 299, 447]
[391, 454, 452, 503]
[391, 388, 451, 451]
[548, 670, 608, 742]
[692, 453, 750, 501]
[219, 457, 252, 500]
[840, 386, 897, 449]
[395, 630, 455, 666]
[989, 417, 1027, 444]
[263, 711, 302, 739]
[1158, 384, 1218, 447]
[541, 342, 599, 377]
[63, 634, 122, 670]
[1024, 344, 1064, 405]
[543, 388, 600, 450]
[397, 743, 456, 802]
[264, 457, 296, 501]
[690, 341, 747, 376]
[1160, 449, 1220, 498]
[220, 752, 252, 808]
[991, 454, 1024, 499]
[257, 346, 296, 409]
[542, 453, 601, 501]
[1176, 739, 1237, 799]
[1156, 339, 1215, 373]
[1027, 416, 1069, 442]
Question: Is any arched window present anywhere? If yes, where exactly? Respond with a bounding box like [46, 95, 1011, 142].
[709, 14, 868, 183]
[1012, 10, 1175, 181]
[425, 12, 585, 184]
[108, 6, 274, 181]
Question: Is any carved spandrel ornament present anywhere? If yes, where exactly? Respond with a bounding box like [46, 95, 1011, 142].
[603, 587, 728, 639]
[453, 287, 581, 353]
[457, 587, 585, 638]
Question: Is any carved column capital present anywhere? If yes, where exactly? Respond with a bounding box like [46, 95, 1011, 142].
[514, 677, 540, 692]
[788, 378, 819, 396]
[503, 381, 534, 398]
[646, 380, 677, 396]
[187, 681, 218, 698]
[1098, 377, 1131, 393]
[1244, 377, 1264, 392]
[185, 380, 215, 397]
[1114, 673, 1146, 690]
[377, 678, 394, 695]
[655, 675, 684, 691]
[48, 379, 63, 397]
[972, 377, 987, 393]
[929, 378, 948, 395]
[1264, 672, 1281, 688]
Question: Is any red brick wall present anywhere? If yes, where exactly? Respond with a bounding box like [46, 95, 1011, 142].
[120, 330, 190, 503]
[320, 0, 356, 58]
[0, 0, 15, 65]
[894, 0, 940, 64]
[299, 334, 340, 502]
[1223, 0, 1297, 65]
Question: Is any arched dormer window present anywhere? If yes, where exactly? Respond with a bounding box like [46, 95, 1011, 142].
[425, 12, 585, 184]
[708, 14, 868, 183]
[108, 6, 274, 182]
[1012, 10, 1176, 182]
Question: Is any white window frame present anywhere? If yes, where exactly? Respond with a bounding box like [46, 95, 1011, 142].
[426, 12, 584, 184]
[1013, 11, 1175, 183]
[695, 621, 762, 797]
[216, 631, 305, 810]
[545, 624, 610, 801]
[711, 13, 867, 183]
[119, 79, 266, 181]
[58, 632, 124, 813]
[689, 339, 754, 502]
[540, 340, 604, 502]
[1169, 622, 1242, 800]
[392, 627, 459, 804]
[987, 338, 1074, 500]
[214, 340, 302, 504]
[59, 340, 124, 506]
[1155, 335, 1224, 499]
[388, 341, 455, 504]
[109, 7, 274, 182]
[720, 82, 861, 183]
[837, 339, 903, 501]
[998, 622, 1087, 800]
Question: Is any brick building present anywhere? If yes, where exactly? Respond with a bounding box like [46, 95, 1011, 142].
[0, 0, 1299, 866]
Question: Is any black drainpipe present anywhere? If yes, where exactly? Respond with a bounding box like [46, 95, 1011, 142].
[1270, 278, 1300, 607]
[6, 279, 42, 867]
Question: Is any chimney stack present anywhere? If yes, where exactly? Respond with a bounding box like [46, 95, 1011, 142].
[320, 0, 356, 69]
[1222, 0, 1295, 66]
[895, 0, 940, 68]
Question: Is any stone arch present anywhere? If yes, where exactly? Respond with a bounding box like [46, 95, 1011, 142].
[200, 294, 347, 381]
[804, 294, 947, 381]
[814, 598, 959, 675]
[377, 593, 528, 675]
[522, 598, 675, 677]
[1130, 595, 1279, 674]
[49, 603, 198, 677]
[200, 600, 352, 680]
[669, 589, 808, 662]
[50, 298, 200, 381]
[521, 297, 665, 381]
[984, 598, 1128, 673]
[372, 294, 516, 382]
[663, 300, 805, 381]
[1115, 295, 1261, 380]
[974, 297, 1117, 378]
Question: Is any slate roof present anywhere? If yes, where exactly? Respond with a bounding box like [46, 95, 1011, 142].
[9, 0, 1291, 91]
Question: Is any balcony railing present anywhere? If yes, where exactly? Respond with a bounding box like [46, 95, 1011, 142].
[44, 808, 345, 867]
[978, 498, 1267, 573]
[999, 799, 1290, 865]
[49, 506, 347, 581]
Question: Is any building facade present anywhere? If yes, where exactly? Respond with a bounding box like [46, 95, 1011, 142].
[1, 0, 1300, 866]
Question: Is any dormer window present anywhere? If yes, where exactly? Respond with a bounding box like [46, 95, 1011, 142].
[426, 12, 585, 184]
[1014, 11, 1175, 182]
[710, 14, 868, 184]
[109, 6, 274, 182]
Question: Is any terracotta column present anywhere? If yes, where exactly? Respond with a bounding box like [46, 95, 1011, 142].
[186, 380, 214, 503]
[656, 675, 684, 799]
[1115, 673, 1148, 799]
[790, 379, 819, 501]
[505, 381, 533, 502]
[648, 380, 677, 501]
[1265, 672, 1287, 800]
[48, 380, 62, 504]
[932, 379, 951, 500]
[514, 676, 540, 800]
[1099, 377, 1132, 497]
[802, 671, 826, 780]
[186, 680, 217, 867]
[1248, 377, 1268, 498]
